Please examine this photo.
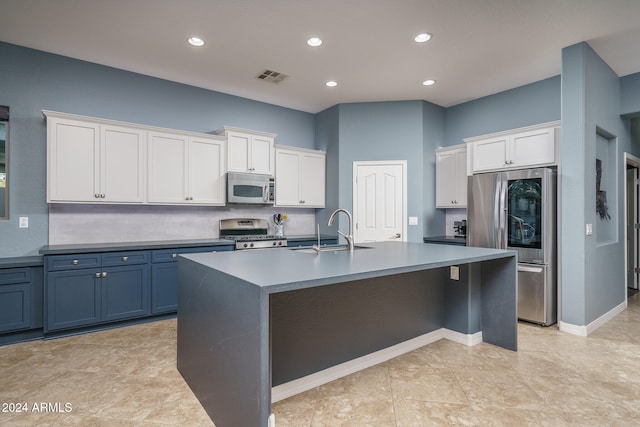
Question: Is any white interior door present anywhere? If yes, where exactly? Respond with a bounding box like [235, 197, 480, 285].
[353, 161, 406, 243]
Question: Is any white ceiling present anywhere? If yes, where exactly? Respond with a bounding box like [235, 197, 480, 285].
[1, 0, 640, 113]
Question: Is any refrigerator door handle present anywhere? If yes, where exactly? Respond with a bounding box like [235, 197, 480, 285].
[518, 264, 545, 273]
[497, 177, 507, 249]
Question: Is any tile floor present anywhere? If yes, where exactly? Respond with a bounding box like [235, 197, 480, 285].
[1, 292, 639, 426]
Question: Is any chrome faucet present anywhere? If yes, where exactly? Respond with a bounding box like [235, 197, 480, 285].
[328, 208, 354, 252]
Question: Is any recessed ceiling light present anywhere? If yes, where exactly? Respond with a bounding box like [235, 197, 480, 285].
[414, 33, 432, 43]
[187, 37, 205, 47]
[422, 79, 436, 86]
[307, 37, 323, 47]
[325, 81, 338, 87]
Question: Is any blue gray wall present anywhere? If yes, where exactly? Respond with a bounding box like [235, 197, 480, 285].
[317, 101, 446, 242]
[0, 41, 315, 256]
[561, 42, 630, 326]
[444, 76, 561, 147]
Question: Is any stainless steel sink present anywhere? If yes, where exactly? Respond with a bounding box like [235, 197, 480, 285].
[291, 244, 373, 254]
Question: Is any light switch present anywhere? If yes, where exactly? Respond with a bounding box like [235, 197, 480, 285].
[19, 217, 29, 228]
[409, 216, 418, 226]
[586, 223, 593, 236]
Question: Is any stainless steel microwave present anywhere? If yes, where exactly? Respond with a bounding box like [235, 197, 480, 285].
[227, 172, 275, 205]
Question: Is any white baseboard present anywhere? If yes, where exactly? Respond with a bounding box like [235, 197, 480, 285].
[271, 328, 482, 403]
[558, 300, 627, 336]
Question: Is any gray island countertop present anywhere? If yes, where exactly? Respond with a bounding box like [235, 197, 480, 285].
[178, 241, 518, 427]
[182, 241, 515, 292]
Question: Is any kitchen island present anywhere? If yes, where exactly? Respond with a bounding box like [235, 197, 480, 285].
[177, 242, 517, 427]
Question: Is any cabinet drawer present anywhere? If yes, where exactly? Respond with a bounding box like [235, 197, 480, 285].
[46, 254, 101, 271]
[151, 246, 231, 263]
[0, 268, 32, 285]
[102, 251, 149, 267]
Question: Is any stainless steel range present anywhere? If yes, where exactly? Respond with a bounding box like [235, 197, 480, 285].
[219, 218, 288, 250]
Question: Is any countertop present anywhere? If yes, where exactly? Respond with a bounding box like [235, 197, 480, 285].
[182, 241, 516, 293]
[38, 235, 337, 255]
[0, 255, 44, 268]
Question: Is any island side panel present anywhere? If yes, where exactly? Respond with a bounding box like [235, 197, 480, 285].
[443, 263, 482, 334]
[177, 257, 270, 427]
[270, 269, 444, 385]
[480, 255, 518, 351]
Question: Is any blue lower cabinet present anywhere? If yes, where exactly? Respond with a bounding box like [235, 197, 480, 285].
[151, 246, 233, 314]
[46, 269, 101, 331]
[0, 268, 32, 333]
[44, 246, 235, 333]
[101, 264, 150, 321]
[151, 263, 179, 314]
[45, 251, 150, 332]
[0, 266, 43, 344]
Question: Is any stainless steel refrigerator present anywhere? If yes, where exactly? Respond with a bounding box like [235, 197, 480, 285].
[467, 167, 557, 325]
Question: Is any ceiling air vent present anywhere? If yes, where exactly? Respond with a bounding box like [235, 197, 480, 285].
[256, 69, 289, 84]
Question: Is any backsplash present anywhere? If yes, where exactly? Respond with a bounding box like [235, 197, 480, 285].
[48, 204, 316, 245]
[445, 208, 467, 236]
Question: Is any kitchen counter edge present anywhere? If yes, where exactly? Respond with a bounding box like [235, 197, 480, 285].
[38, 235, 338, 255]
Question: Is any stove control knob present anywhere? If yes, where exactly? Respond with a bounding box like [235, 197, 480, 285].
[243, 243, 248, 248]
[273, 241, 277, 246]
[277, 241, 282, 246]
[250, 243, 254, 248]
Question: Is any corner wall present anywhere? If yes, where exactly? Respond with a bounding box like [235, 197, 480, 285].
[560, 42, 629, 327]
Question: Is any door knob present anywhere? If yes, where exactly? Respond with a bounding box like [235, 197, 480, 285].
[390, 233, 401, 239]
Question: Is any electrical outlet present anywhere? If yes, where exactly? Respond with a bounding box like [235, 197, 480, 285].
[409, 216, 418, 225]
[19, 216, 29, 228]
[450, 265, 460, 281]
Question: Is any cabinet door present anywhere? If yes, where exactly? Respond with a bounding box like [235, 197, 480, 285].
[472, 136, 508, 172]
[101, 264, 150, 321]
[151, 262, 178, 313]
[275, 149, 301, 206]
[46, 270, 100, 331]
[227, 132, 250, 172]
[47, 118, 100, 202]
[509, 128, 555, 167]
[101, 125, 145, 203]
[300, 153, 325, 207]
[148, 131, 188, 203]
[188, 137, 226, 204]
[436, 150, 458, 207]
[454, 150, 468, 207]
[250, 135, 275, 175]
[0, 284, 31, 332]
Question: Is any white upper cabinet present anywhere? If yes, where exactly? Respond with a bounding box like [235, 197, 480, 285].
[217, 126, 276, 175]
[148, 131, 225, 205]
[45, 110, 226, 206]
[275, 146, 325, 208]
[435, 144, 467, 208]
[46, 112, 145, 203]
[467, 122, 559, 173]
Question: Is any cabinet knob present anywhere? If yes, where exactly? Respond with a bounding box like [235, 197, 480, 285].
[504, 160, 509, 165]
[72, 259, 79, 265]
[101, 272, 107, 278]
[509, 160, 514, 164]
[171, 253, 177, 258]
[122, 256, 128, 262]
[95, 272, 101, 278]
[101, 194, 106, 198]
[94, 193, 100, 198]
